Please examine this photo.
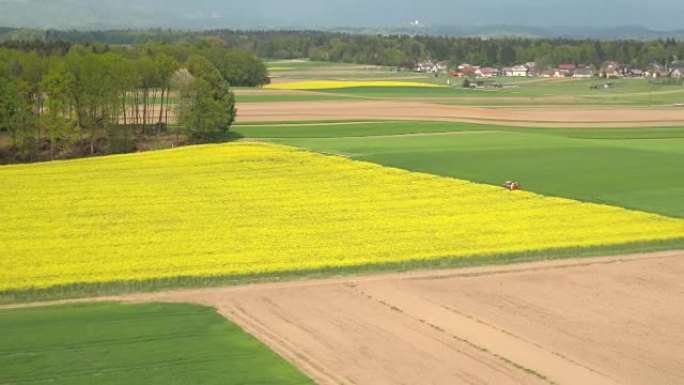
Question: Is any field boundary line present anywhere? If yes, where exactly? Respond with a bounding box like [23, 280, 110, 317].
[1, 250, 681, 311]
[224, 305, 352, 385]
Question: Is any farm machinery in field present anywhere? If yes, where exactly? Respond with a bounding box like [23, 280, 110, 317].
[502, 181, 521, 191]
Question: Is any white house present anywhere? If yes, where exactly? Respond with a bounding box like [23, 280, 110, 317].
[669, 62, 684, 78]
[511, 65, 529, 77]
[414, 60, 447, 74]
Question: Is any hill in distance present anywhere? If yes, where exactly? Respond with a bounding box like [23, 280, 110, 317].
[1, 0, 684, 39]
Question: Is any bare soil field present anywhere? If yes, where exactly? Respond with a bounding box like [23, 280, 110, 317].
[237, 100, 684, 127]
[7, 251, 683, 385]
[428, 95, 594, 104]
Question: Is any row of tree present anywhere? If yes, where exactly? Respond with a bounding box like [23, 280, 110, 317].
[4, 29, 684, 69]
[0, 42, 267, 163]
[218, 32, 684, 69]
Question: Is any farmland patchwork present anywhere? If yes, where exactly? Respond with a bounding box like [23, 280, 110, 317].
[1, 143, 682, 292]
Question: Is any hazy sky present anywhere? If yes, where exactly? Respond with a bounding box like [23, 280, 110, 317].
[0, 0, 682, 30]
[256, 0, 681, 29]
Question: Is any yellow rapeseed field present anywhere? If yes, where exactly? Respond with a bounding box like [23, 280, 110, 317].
[1, 143, 682, 291]
[265, 80, 444, 90]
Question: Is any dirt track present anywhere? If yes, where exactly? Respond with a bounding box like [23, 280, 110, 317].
[7, 251, 683, 384]
[237, 100, 684, 127]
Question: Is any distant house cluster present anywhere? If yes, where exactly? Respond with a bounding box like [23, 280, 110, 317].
[451, 62, 597, 78]
[540, 64, 594, 78]
[646, 61, 684, 78]
[413, 60, 448, 74]
[419, 60, 684, 80]
[598, 61, 684, 79]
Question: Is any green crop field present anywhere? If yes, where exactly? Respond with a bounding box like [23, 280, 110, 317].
[239, 121, 684, 218]
[236, 94, 356, 103]
[0, 302, 313, 385]
[233, 121, 483, 138]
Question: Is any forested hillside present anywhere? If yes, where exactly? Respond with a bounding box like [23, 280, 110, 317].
[2, 29, 684, 68]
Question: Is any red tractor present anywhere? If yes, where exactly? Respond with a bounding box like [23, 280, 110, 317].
[502, 181, 521, 191]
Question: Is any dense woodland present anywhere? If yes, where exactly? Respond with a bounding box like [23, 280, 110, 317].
[0, 40, 268, 163]
[3, 29, 684, 68]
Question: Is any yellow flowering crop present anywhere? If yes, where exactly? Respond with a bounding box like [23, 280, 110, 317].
[1, 143, 682, 291]
[265, 80, 444, 90]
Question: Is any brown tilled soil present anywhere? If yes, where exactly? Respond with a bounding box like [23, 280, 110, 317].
[236, 100, 684, 127]
[7, 251, 683, 385]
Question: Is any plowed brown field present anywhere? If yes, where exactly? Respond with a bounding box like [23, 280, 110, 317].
[237, 100, 684, 127]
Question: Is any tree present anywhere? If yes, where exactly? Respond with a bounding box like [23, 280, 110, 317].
[134, 55, 156, 133]
[176, 57, 236, 141]
[54, 51, 127, 154]
[203, 47, 269, 87]
[498, 45, 516, 66]
[42, 66, 77, 158]
[0, 73, 35, 159]
[153, 53, 179, 133]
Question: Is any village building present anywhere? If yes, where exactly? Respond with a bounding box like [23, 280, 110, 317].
[626, 68, 644, 77]
[452, 63, 482, 77]
[668, 61, 684, 78]
[511, 65, 529, 77]
[475, 67, 498, 77]
[573, 68, 594, 78]
[600, 61, 623, 78]
[447, 60, 649, 80]
[414, 60, 447, 74]
[649, 63, 670, 78]
[524, 62, 541, 77]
